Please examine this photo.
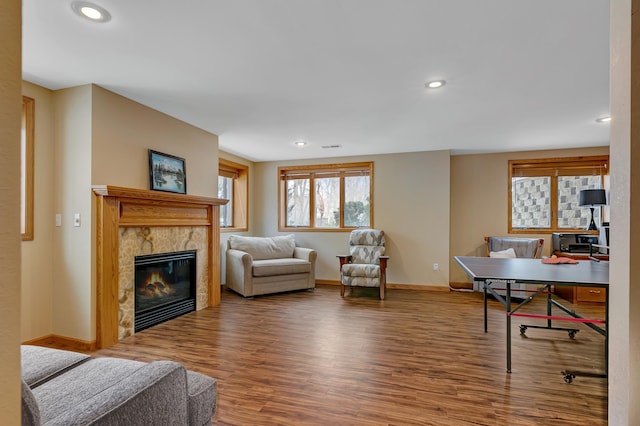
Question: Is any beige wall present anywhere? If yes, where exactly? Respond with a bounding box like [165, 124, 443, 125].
[52, 85, 94, 341]
[609, 0, 638, 423]
[251, 150, 451, 287]
[91, 85, 219, 197]
[219, 150, 255, 281]
[449, 146, 610, 284]
[91, 85, 219, 341]
[0, 0, 22, 421]
[21, 82, 55, 341]
[19, 83, 220, 343]
[7, 2, 637, 420]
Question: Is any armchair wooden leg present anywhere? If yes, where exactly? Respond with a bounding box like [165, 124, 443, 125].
[379, 257, 388, 300]
[340, 284, 345, 297]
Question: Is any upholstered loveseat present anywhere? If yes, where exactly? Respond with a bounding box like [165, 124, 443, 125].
[225, 234, 317, 297]
[21, 345, 217, 425]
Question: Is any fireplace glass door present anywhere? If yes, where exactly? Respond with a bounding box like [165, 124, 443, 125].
[134, 250, 197, 332]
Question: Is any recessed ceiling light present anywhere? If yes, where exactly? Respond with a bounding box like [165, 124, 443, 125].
[425, 80, 446, 89]
[293, 140, 307, 147]
[71, 1, 111, 23]
[595, 116, 611, 123]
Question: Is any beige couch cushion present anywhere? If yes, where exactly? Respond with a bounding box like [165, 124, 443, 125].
[252, 258, 311, 277]
[228, 235, 296, 260]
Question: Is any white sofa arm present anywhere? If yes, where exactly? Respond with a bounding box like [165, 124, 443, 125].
[294, 247, 316, 262]
[226, 248, 253, 296]
[294, 247, 317, 288]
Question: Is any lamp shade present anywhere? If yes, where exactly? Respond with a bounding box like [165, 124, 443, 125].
[579, 189, 607, 206]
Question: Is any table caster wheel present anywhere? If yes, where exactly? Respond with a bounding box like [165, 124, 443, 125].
[562, 371, 575, 384]
[519, 325, 527, 335]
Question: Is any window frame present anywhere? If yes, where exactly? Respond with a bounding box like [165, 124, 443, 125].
[508, 155, 609, 234]
[278, 162, 374, 232]
[218, 158, 248, 232]
[21, 96, 35, 241]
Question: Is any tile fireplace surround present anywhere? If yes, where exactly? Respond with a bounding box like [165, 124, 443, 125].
[93, 185, 227, 349]
[120, 226, 207, 338]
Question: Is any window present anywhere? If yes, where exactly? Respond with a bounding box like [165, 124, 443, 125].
[21, 96, 35, 241]
[279, 162, 373, 231]
[218, 158, 248, 231]
[509, 155, 609, 233]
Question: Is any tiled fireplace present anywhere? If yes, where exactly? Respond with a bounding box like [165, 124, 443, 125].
[93, 185, 226, 348]
[119, 227, 208, 338]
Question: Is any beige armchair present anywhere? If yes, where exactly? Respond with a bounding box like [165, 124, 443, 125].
[337, 229, 389, 300]
[484, 236, 544, 259]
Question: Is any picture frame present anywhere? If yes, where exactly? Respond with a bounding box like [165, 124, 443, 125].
[148, 149, 187, 194]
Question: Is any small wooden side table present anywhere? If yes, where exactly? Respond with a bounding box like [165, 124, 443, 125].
[552, 251, 608, 305]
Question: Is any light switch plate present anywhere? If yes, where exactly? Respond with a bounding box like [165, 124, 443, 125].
[55, 214, 62, 227]
[73, 213, 81, 227]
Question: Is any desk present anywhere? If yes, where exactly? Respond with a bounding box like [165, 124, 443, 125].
[552, 251, 608, 304]
[454, 256, 609, 382]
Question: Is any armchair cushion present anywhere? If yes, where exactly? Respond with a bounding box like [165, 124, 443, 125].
[342, 264, 381, 287]
[351, 245, 385, 264]
[342, 263, 380, 278]
[228, 234, 295, 260]
[349, 229, 386, 264]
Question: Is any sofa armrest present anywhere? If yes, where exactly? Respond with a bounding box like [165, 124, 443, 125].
[294, 247, 316, 262]
[294, 247, 317, 289]
[43, 361, 190, 426]
[226, 248, 254, 296]
[22, 379, 40, 426]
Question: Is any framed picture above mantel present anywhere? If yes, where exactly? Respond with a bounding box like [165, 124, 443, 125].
[149, 149, 187, 194]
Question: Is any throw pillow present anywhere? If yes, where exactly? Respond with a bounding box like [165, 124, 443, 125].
[489, 248, 517, 258]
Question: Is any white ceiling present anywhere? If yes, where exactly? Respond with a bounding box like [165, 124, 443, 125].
[22, 0, 610, 162]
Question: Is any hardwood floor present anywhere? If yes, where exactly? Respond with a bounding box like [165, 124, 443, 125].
[93, 285, 608, 425]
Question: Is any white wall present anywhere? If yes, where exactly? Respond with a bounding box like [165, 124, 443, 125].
[0, 0, 23, 421]
[251, 150, 451, 287]
[21, 82, 55, 341]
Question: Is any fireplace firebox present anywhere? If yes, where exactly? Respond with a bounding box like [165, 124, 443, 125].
[134, 250, 197, 332]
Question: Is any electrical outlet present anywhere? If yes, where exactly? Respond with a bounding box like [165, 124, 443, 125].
[55, 214, 62, 227]
[433, 263, 439, 271]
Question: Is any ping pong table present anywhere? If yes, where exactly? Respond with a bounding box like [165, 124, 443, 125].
[454, 256, 609, 382]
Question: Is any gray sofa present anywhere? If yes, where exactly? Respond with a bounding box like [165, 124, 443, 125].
[21, 345, 217, 425]
[225, 234, 317, 297]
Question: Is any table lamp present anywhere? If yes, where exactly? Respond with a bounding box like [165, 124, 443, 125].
[579, 189, 607, 231]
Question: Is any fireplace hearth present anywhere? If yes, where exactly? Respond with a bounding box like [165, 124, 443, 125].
[134, 250, 197, 332]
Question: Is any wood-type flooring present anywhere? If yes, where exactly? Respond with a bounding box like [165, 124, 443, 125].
[93, 285, 608, 425]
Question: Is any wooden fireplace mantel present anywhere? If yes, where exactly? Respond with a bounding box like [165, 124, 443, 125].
[93, 185, 227, 349]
